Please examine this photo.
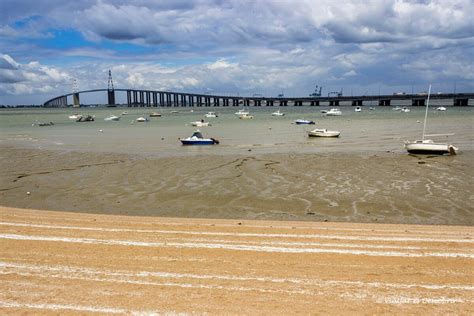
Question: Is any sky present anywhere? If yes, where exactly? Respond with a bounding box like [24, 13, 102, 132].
[0, 0, 473, 105]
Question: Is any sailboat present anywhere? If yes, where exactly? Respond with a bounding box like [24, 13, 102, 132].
[404, 85, 458, 155]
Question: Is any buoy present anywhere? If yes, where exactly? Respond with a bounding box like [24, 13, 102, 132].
[99, 129, 103, 133]
[26, 191, 30, 195]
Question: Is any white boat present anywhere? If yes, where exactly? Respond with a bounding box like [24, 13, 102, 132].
[392, 106, 402, 111]
[354, 106, 362, 112]
[325, 108, 342, 116]
[307, 128, 340, 137]
[239, 113, 254, 119]
[76, 115, 95, 122]
[204, 112, 218, 118]
[295, 119, 315, 125]
[235, 109, 249, 116]
[136, 117, 149, 122]
[404, 85, 458, 155]
[149, 112, 162, 117]
[401, 107, 410, 113]
[191, 120, 211, 127]
[121, 111, 128, 115]
[271, 110, 285, 116]
[104, 115, 120, 121]
[68, 114, 82, 120]
[436, 106, 447, 111]
[180, 130, 219, 145]
[405, 139, 457, 155]
[369, 107, 375, 111]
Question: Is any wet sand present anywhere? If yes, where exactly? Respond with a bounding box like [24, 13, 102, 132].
[0, 145, 473, 225]
[0, 206, 472, 314]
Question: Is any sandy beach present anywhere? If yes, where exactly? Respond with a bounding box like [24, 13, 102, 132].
[1, 206, 473, 314]
[0, 145, 473, 225]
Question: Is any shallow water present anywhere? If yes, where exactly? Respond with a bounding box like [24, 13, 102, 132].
[1, 106, 472, 157]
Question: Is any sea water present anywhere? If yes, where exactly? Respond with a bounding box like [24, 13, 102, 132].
[1, 106, 472, 157]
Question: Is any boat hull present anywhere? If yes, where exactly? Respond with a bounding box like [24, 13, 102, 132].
[180, 139, 217, 145]
[308, 130, 340, 137]
[405, 142, 456, 155]
[295, 120, 315, 125]
[191, 122, 211, 126]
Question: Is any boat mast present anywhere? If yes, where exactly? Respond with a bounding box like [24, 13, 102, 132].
[422, 84, 432, 141]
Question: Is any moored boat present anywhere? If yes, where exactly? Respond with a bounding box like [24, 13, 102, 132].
[205, 112, 218, 118]
[271, 109, 285, 116]
[136, 117, 149, 122]
[295, 119, 315, 125]
[405, 139, 457, 155]
[104, 115, 120, 121]
[436, 106, 447, 111]
[179, 130, 219, 145]
[235, 109, 249, 116]
[307, 128, 340, 137]
[76, 115, 95, 122]
[354, 106, 362, 112]
[34, 121, 55, 126]
[149, 112, 162, 117]
[239, 113, 254, 119]
[191, 120, 211, 127]
[325, 108, 342, 116]
[68, 114, 82, 120]
[404, 84, 458, 155]
[401, 107, 410, 113]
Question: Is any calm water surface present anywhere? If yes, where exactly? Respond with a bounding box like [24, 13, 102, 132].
[1, 106, 472, 157]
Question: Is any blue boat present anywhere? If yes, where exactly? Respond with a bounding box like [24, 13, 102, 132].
[295, 119, 315, 125]
[180, 131, 219, 145]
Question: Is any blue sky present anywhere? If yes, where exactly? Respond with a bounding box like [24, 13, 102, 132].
[1, 0, 473, 105]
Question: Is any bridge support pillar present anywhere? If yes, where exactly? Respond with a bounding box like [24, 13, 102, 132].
[310, 100, 320, 106]
[146, 92, 151, 107]
[379, 99, 391, 106]
[132, 91, 138, 106]
[153, 92, 158, 106]
[352, 100, 363, 106]
[127, 91, 131, 107]
[412, 99, 424, 106]
[189, 95, 194, 107]
[454, 98, 468, 106]
[107, 90, 116, 106]
[159, 93, 164, 106]
[329, 100, 339, 106]
[172, 94, 177, 107]
[73, 93, 80, 107]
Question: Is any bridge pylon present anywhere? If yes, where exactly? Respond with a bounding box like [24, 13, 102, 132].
[107, 70, 116, 106]
[72, 79, 80, 107]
